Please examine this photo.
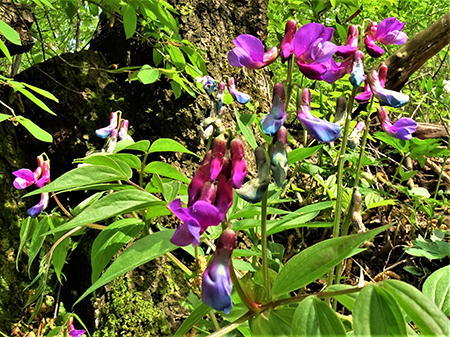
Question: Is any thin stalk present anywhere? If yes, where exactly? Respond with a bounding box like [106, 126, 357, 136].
[209, 310, 220, 331]
[285, 56, 295, 107]
[52, 192, 73, 218]
[434, 156, 449, 199]
[386, 154, 407, 196]
[260, 188, 270, 302]
[229, 259, 258, 311]
[166, 252, 192, 277]
[139, 151, 149, 188]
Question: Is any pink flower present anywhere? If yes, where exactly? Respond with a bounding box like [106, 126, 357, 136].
[280, 20, 298, 63]
[228, 35, 278, 69]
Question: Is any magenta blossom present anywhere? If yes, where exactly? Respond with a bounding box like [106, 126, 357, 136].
[95, 111, 118, 139]
[378, 107, 417, 140]
[297, 88, 341, 143]
[336, 25, 358, 58]
[118, 120, 133, 141]
[369, 69, 409, 108]
[169, 199, 222, 247]
[355, 78, 372, 104]
[27, 193, 49, 218]
[210, 134, 227, 181]
[230, 138, 247, 189]
[280, 20, 298, 63]
[260, 83, 286, 137]
[376, 17, 408, 45]
[228, 34, 278, 69]
[68, 317, 86, 337]
[294, 23, 351, 83]
[13, 167, 41, 189]
[364, 21, 385, 58]
[35, 158, 50, 188]
[271, 126, 288, 187]
[228, 78, 250, 104]
[202, 229, 236, 314]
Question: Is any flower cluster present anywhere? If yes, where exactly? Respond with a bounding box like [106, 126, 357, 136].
[202, 228, 236, 313]
[364, 18, 407, 58]
[196, 76, 251, 138]
[95, 111, 134, 152]
[169, 135, 246, 246]
[13, 155, 51, 218]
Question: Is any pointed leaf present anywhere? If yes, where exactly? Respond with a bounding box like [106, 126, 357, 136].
[28, 216, 50, 275]
[16, 116, 53, 142]
[422, 265, 450, 316]
[145, 161, 190, 183]
[122, 4, 137, 39]
[381, 279, 450, 337]
[16, 88, 56, 115]
[173, 303, 211, 337]
[353, 284, 407, 337]
[0, 19, 21, 45]
[43, 190, 163, 235]
[235, 108, 257, 150]
[272, 225, 389, 297]
[74, 229, 176, 306]
[292, 296, 346, 336]
[149, 138, 197, 156]
[0, 38, 12, 62]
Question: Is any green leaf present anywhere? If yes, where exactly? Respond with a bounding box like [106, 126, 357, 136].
[142, 0, 178, 33]
[16, 88, 56, 115]
[144, 161, 189, 184]
[28, 216, 50, 276]
[22, 83, 59, 102]
[373, 132, 408, 155]
[75, 154, 132, 178]
[43, 190, 163, 235]
[91, 218, 144, 283]
[180, 45, 207, 75]
[173, 303, 211, 337]
[17, 217, 37, 270]
[0, 39, 12, 62]
[426, 77, 433, 94]
[353, 284, 407, 337]
[325, 284, 358, 311]
[52, 218, 71, 283]
[114, 139, 150, 153]
[381, 279, 450, 337]
[235, 108, 257, 150]
[110, 153, 141, 170]
[0, 19, 21, 45]
[162, 180, 180, 202]
[171, 81, 181, 98]
[16, 116, 53, 142]
[249, 313, 272, 337]
[288, 144, 324, 164]
[268, 307, 295, 336]
[422, 265, 450, 316]
[408, 187, 430, 199]
[138, 64, 160, 84]
[75, 229, 176, 306]
[153, 48, 163, 66]
[404, 235, 450, 259]
[272, 225, 389, 297]
[292, 296, 346, 336]
[167, 45, 186, 70]
[122, 4, 137, 39]
[148, 138, 197, 156]
[335, 23, 348, 42]
[23, 165, 129, 197]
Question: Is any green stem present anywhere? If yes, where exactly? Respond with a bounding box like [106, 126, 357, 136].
[386, 154, 407, 196]
[166, 252, 192, 277]
[261, 188, 270, 302]
[230, 259, 259, 311]
[434, 156, 449, 199]
[139, 151, 149, 188]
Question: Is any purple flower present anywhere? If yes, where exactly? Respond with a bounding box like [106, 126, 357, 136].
[210, 134, 227, 181]
[297, 88, 341, 143]
[187, 151, 212, 207]
[280, 20, 298, 63]
[118, 120, 133, 142]
[202, 229, 236, 314]
[196, 76, 218, 94]
[349, 50, 365, 88]
[294, 23, 351, 83]
[35, 158, 50, 188]
[355, 78, 372, 104]
[376, 17, 407, 45]
[364, 22, 385, 58]
[260, 83, 286, 137]
[369, 69, 409, 108]
[271, 127, 288, 187]
[169, 199, 222, 247]
[236, 147, 270, 203]
[378, 107, 417, 140]
[230, 138, 247, 189]
[348, 121, 365, 150]
[216, 174, 233, 219]
[336, 25, 359, 58]
[228, 34, 278, 69]
[13, 168, 41, 189]
[95, 111, 118, 139]
[227, 78, 250, 104]
[27, 193, 49, 218]
[68, 320, 86, 337]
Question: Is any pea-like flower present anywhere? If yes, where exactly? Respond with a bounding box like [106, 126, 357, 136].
[271, 126, 288, 187]
[169, 199, 222, 247]
[202, 229, 236, 314]
[297, 88, 341, 143]
[196, 76, 218, 94]
[118, 120, 133, 142]
[13, 166, 42, 189]
[336, 25, 359, 58]
[230, 138, 247, 189]
[68, 317, 86, 337]
[349, 50, 365, 88]
[260, 83, 286, 137]
[228, 34, 278, 69]
[95, 111, 119, 139]
[378, 107, 417, 140]
[227, 78, 250, 104]
[364, 21, 385, 58]
[369, 69, 409, 108]
[348, 121, 365, 150]
[376, 17, 408, 46]
[280, 20, 298, 63]
[27, 193, 49, 218]
[294, 23, 351, 83]
[210, 134, 227, 181]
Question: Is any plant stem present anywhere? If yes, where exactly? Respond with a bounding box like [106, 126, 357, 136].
[386, 154, 407, 196]
[209, 310, 220, 331]
[229, 259, 258, 311]
[261, 188, 270, 302]
[139, 151, 149, 188]
[166, 252, 192, 277]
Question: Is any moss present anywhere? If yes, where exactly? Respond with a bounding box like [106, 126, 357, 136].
[93, 256, 190, 336]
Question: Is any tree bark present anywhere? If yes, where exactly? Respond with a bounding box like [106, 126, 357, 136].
[385, 11, 450, 91]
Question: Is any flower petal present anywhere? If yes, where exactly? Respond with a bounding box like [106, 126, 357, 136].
[13, 169, 36, 189]
[297, 110, 341, 143]
[170, 220, 202, 247]
[188, 200, 222, 230]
